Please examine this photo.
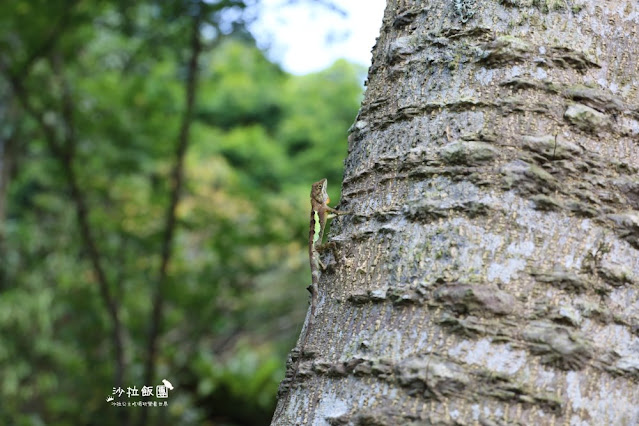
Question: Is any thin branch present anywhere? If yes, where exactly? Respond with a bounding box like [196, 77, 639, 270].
[0, 58, 63, 156]
[0, 112, 18, 290]
[140, 8, 203, 425]
[0, 56, 127, 422]
[16, 0, 80, 78]
[49, 55, 126, 402]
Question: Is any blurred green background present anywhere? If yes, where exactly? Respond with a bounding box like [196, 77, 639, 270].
[0, 1, 364, 424]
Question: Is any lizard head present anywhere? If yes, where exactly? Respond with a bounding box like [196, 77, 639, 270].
[311, 178, 329, 205]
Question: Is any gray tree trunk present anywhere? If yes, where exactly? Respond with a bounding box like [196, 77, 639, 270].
[273, 1, 639, 424]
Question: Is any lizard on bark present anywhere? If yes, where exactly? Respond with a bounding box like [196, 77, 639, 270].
[276, 178, 350, 408]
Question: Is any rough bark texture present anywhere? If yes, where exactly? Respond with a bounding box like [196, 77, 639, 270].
[273, 1, 639, 425]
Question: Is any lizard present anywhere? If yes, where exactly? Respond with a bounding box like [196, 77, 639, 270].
[278, 178, 350, 405]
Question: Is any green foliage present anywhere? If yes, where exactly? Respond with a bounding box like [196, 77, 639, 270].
[279, 59, 365, 187]
[0, 1, 364, 424]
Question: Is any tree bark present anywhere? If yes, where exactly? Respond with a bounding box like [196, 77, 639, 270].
[273, 0, 639, 424]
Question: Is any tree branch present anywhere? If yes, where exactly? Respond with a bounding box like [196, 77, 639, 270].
[0, 106, 18, 290]
[0, 55, 127, 423]
[140, 7, 203, 424]
[49, 55, 126, 402]
[15, 0, 80, 78]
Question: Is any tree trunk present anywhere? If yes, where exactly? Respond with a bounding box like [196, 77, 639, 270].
[273, 1, 639, 424]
